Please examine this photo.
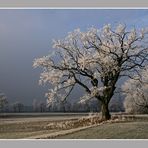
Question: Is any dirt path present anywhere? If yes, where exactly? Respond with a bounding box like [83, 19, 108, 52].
[26, 123, 100, 139]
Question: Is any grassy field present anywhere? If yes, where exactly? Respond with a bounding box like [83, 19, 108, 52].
[56, 119, 148, 139]
[1, 113, 148, 139]
[0, 113, 87, 139]
[0, 120, 58, 139]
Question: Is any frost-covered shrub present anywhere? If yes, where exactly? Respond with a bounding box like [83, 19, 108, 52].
[122, 67, 148, 114]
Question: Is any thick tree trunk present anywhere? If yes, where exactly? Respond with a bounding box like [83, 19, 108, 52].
[101, 102, 111, 120]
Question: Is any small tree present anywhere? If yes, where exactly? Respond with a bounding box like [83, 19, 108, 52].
[33, 24, 148, 120]
[0, 92, 8, 112]
[122, 67, 148, 114]
[39, 101, 46, 112]
[32, 99, 39, 112]
[13, 102, 24, 112]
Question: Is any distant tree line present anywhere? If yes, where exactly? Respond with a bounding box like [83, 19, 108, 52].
[0, 94, 124, 113]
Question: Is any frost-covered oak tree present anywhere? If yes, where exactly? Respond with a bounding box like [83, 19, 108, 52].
[33, 24, 148, 120]
[122, 67, 148, 114]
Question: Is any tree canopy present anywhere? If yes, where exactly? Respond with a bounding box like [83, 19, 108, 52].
[33, 24, 148, 120]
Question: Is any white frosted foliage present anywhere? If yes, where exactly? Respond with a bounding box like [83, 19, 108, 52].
[33, 24, 148, 112]
[122, 67, 148, 113]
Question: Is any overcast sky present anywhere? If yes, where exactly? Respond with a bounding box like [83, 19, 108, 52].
[0, 9, 148, 105]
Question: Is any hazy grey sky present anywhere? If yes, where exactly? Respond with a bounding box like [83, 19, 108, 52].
[0, 9, 148, 105]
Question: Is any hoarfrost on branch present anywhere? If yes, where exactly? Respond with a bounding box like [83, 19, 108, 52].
[33, 24, 148, 120]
